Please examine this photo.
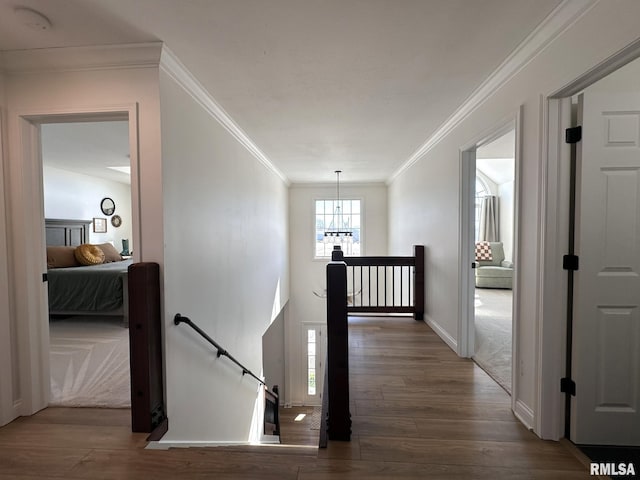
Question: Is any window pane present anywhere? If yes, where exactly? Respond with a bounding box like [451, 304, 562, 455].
[326, 200, 335, 216]
[308, 370, 316, 395]
[307, 327, 318, 395]
[315, 199, 361, 258]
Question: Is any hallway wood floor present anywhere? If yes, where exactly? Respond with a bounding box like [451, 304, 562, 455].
[0, 316, 592, 479]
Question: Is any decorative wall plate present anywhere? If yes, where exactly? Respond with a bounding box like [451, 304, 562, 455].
[100, 197, 115, 216]
[111, 215, 122, 228]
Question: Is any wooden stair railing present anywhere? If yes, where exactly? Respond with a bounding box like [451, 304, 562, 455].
[326, 257, 351, 441]
[332, 245, 424, 320]
[128, 262, 167, 437]
[264, 385, 280, 437]
[323, 245, 425, 445]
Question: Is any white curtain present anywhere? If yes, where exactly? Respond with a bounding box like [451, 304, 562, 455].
[479, 195, 499, 242]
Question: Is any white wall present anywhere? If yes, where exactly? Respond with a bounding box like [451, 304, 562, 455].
[159, 68, 289, 442]
[388, 1, 640, 435]
[1, 53, 163, 425]
[586, 53, 640, 93]
[389, 153, 460, 349]
[43, 166, 133, 250]
[287, 183, 387, 405]
[262, 307, 285, 401]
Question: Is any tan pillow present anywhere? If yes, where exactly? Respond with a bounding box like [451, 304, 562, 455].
[74, 244, 105, 266]
[47, 246, 81, 268]
[96, 243, 123, 263]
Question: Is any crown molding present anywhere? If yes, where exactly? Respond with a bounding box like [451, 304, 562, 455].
[0, 42, 163, 74]
[159, 46, 289, 186]
[289, 181, 387, 189]
[387, 0, 598, 184]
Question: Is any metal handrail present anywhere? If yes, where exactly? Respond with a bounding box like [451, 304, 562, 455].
[174, 313, 266, 387]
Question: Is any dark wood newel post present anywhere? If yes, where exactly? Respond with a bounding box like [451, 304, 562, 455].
[413, 245, 425, 321]
[326, 247, 351, 441]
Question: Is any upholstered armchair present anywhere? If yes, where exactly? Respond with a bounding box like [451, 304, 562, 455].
[475, 241, 513, 289]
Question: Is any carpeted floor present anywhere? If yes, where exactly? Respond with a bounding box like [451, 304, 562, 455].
[49, 316, 131, 408]
[473, 288, 512, 393]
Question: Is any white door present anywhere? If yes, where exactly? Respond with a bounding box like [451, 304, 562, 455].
[571, 90, 640, 445]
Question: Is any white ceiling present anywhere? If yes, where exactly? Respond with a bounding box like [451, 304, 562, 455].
[41, 122, 131, 185]
[0, 0, 562, 184]
[476, 129, 515, 185]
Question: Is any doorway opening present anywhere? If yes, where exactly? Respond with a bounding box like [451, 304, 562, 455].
[472, 129, 516, 394]
[459, 114, 521, 406]
[41, 119, 133, 408]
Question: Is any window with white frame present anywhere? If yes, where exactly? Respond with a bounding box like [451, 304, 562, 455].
[304, 325, 326, 403]
[315, 199, 361, 258]
[307, 329, 317, 395]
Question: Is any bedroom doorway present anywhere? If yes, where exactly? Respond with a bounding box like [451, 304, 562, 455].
[473, 129, 516, 394]
[459, 112, 521, 405]
[40, 118, 134, 409]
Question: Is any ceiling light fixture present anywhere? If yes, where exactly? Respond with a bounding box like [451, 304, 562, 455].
[14, 7, 52, 31]
[323, 170, 353, 251]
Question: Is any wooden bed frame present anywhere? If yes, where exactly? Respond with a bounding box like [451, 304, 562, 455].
[45, 218, 91, 248]
[45, 218, 129, 325]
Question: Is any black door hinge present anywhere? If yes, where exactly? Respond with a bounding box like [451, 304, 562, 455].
[565, 126, 582, 144]
[561, 377, 576, 396]
[42, 273, 48, 282]
[563, 254, 579, 271]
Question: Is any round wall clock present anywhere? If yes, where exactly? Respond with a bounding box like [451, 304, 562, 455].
[111, 215, 122, 228]
[100, 197, 115, 216]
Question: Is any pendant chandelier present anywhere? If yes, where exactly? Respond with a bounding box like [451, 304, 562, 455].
[323, 170, 353, 247]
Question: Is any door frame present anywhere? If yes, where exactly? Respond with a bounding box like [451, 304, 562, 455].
[6, 104, 140, 420]
[459, 107, 523, 412]
[539, 39, 640, 440]
[0, 110, 15, 427]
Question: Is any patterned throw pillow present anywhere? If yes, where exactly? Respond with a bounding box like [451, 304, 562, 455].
[475, 241, 493, 261]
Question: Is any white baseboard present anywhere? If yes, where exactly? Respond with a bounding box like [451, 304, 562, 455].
[426, 315, 458, 353]
[259, 434, 281, 444]
[148, 440, 251, 450]
[147, 439, 317, 450]
[513, 399, 535, 431]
